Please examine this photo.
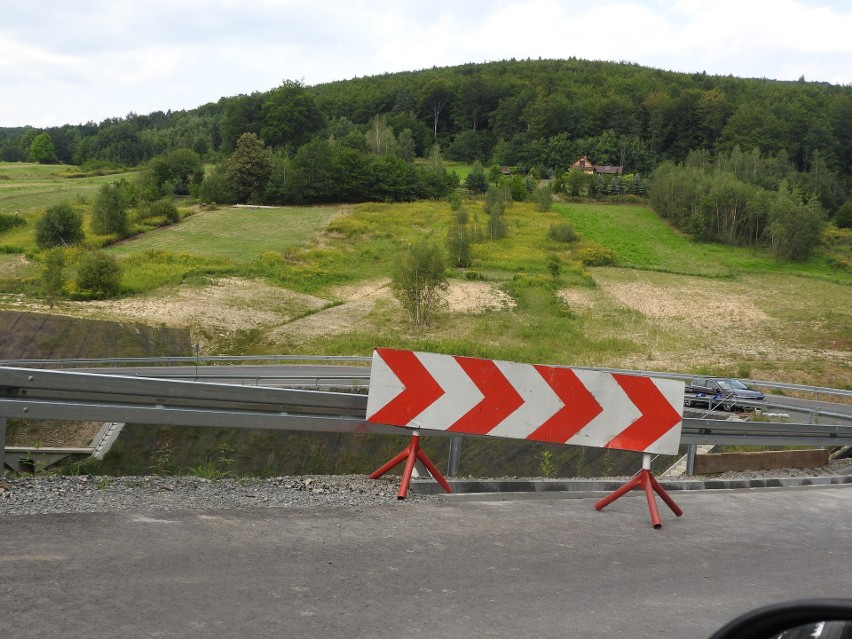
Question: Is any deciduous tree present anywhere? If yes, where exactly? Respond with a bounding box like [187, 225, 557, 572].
[419, 80, 454, 140]
[91, 182, 132, 236]
[261, 80, 325, 150]
[27, 132, 58, 163]
[225, 133, 272, 203]
[447, 222, 472, 267]
[41, 248, 66, 307]
[392, 241, 448, 324]
[140, 148, 205, 198]
[768, 193, 826, 261]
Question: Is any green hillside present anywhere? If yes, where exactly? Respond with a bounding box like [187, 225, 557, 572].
[2, 192, 849, 478]
[0, 162, 137, 215]
[2, 56, 850, 478]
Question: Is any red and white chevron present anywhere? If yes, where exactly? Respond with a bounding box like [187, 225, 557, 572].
[366, 348, 685, 455]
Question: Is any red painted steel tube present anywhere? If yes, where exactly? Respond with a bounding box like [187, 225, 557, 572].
[397, 434, 421, 499]
[415, 445, 453, 494]
[641, 472, 663, 529]
[649, 472, 684, 517]
[595, 469, 683, 528]
[369, 447, 410, 480]
[370, 432, 453, 499]
[594, 473, 642, 510]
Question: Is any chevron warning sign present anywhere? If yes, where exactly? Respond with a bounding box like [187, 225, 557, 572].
[366, 348, 685, 455]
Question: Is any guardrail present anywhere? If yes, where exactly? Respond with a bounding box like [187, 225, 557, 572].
[14, 355, 848, 427]
[0, 355, 848, 400]
[3, 366, 852, 478]
[0, 355, 373, 367]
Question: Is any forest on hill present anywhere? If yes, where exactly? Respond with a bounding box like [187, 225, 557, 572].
[2, 58, 851, 249]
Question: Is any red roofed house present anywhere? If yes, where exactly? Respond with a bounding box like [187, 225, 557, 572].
[570, 156, 623, 175]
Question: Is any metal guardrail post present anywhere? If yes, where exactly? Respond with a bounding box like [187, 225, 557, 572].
[685, 444, 697, 477]
[447, 435, 462, 477]
[1, 417, 6, 476]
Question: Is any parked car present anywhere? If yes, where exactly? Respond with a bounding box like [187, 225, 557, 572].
[684, 377, 766, 411]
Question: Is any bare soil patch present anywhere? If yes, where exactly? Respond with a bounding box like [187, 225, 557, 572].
[599, 278, 774, 333]
[557, 287, 597, 311]
[445, 280, 516, 314]
[264, 279, 515, 345]
[267, 283, 395, 343]
[0, 253, 35, 278]
[6, 421, 102, 448]
[2, 278, 329, 348]
[2, 277, 517, 353]
[567, 269, 851, 378]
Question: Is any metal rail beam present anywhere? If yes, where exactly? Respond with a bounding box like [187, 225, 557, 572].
[681, 419, 852, 447]
[0, 366, 367, 416]
[3, 366, 852, 476]
[0, 398, 400, 435]
[0, 356, 848, 399]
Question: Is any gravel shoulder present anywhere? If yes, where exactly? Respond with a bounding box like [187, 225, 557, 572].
[3, 458, 851, 516]
[0, 474, 438, 515]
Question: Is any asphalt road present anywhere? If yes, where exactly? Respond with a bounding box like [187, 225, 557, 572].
[2, 485, 851, 639]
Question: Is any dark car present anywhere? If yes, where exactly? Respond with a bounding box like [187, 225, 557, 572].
[684, 377, 765, 411]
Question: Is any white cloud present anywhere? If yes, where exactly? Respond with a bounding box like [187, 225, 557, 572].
[1, 0, 850, 127]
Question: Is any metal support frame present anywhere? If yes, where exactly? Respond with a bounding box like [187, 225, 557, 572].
[1, 417, 6, 476]
[594, 453, 684, 529]
[3, 365, 852, 491]
[447, 435, 462, 477]
[370, 432, 452, 500]
[686, 444, 697, 476]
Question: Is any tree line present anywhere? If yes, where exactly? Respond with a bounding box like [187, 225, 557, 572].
[649, 147, 830, 260]
[2, 58, 851, 222]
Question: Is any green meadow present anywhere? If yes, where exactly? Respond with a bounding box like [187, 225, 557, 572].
[0, 162, 135, 215]
[556, 203, 848, 281]
[0, 161, 849, 387]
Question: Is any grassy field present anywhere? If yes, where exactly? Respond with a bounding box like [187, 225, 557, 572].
[110, 205, 343, 262]
[0, 161, 139, 261]
[3, 165, 848, 474]
[0, 161, 849, 388]
[556, 203, 849, 281]
[0, 162, 135, 215]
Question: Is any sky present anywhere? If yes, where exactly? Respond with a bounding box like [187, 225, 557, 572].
[2, 0, 852, 129]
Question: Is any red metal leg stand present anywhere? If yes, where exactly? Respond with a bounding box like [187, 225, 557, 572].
[594, 454, 683, 529]
[370, 432, 453, 500]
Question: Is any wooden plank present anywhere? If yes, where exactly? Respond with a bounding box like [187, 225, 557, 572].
[693, 449, 829, 474]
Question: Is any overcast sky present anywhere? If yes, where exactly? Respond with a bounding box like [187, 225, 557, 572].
[2, 0, 851, 128]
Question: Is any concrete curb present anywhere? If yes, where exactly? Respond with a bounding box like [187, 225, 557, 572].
[409, 474, 852, 497]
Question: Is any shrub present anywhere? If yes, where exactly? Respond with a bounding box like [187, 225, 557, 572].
[576, 243, 616, 266]
[547, 222, 579, 243]
[534, 185, 553, 212]
[464, 161, 488, 194]
[547, 254, 561, 278]
[0, 213, 25, 234]
[835, 201, 852, 229]
[35, 203, 84, 248]
[137, 198, 179, 224]
[199, 164, 236, 204]
[74, 251, 122, 299]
